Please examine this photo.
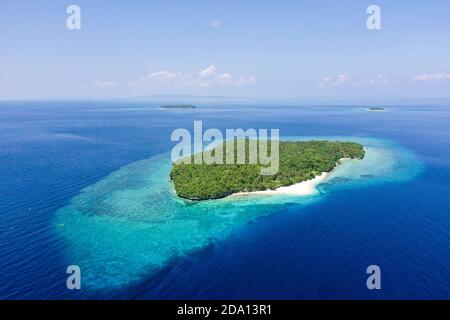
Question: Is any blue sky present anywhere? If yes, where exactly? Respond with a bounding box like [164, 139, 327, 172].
[1, 0, 450, 99]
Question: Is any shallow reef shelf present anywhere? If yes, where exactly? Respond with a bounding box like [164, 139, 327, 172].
[55, 136, 423, 290]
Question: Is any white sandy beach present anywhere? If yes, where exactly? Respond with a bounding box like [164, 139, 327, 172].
[231, 157, 354, 198]
[233, 171, 330, 197]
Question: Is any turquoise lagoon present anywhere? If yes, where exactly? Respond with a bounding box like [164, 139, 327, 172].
[55, 137, 422, 290]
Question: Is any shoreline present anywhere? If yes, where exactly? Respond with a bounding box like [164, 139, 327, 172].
[231, 171, 330, 197]
[230, 157, 354, 198]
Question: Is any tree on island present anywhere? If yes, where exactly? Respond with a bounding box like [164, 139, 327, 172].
[170, 140, 365, 200]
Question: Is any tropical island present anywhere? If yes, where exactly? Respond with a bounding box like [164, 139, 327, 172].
[160, 104, 196, 109]
[170, 140, 365, 200]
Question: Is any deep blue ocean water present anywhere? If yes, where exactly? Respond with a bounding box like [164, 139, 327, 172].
[0, 101, 449, 299]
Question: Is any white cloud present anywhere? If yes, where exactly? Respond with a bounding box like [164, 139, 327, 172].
[93, 80, 118, 88]
[138, 70, 182, 83]
[316, 74, 351, 88]
[210, 19, 220, 28]
[132, 65, 256, 88]
[411, 72, 450, 82]
[317, 74, 389, 88]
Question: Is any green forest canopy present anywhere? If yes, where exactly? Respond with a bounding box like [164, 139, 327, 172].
[170, 140, 365, 200]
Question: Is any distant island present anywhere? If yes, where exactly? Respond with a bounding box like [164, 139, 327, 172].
[368, 107, 385, 111]
[160, 104, 196, 109]
[170, 140, 365, 200]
